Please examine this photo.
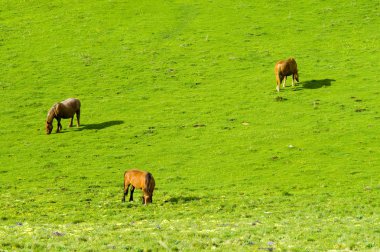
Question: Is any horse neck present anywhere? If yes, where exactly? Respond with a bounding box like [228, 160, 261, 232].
[46, 104, 58, 123]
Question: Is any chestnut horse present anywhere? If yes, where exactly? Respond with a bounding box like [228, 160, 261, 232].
[45, 98, 81, 134]
[122, 169, 155, 205]
[274, 58, 299, 92]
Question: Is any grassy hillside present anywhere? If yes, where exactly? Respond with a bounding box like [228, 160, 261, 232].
[1, 0, 379, 251]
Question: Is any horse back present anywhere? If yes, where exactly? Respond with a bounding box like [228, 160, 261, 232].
[57, 98, 81, 118]
[61, 98, 81, 110]
[124, 169, 151, 189]
[275, 58, 297, 76]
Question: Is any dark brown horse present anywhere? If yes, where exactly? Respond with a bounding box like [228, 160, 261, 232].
[122, 169, 155, 205]
[46, 98, 81, 134]
[274, 58, 299, 92]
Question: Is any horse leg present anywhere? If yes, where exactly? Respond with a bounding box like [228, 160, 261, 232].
[292, 74, 295, 86]
[142, 189, 149, 205]
[56, 118, 62, 133]
[129, 186, 135, 202]
[76, 109, 80, 127]
[282, 76, 287, 88]
[122, 184, 130, 203]
[69, 116, 74, 127]
[276, 74, 281, 92]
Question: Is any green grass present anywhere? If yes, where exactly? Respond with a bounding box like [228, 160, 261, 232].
[1, 0, 379, 251]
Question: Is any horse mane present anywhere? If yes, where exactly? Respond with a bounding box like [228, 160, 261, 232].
[46, 103, 59, 123]
[145, 173, 154, 192]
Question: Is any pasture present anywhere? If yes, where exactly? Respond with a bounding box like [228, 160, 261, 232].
[0, 0, 379, 251]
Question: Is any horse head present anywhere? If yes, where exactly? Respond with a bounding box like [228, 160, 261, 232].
[294, 71, 299, 82]
[45, 103, 58, 135]
[46, 121, 53, 134]
[146, 195, 153, 204]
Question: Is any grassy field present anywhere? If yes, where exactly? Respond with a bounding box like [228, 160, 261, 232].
[1, 0, 379, 251]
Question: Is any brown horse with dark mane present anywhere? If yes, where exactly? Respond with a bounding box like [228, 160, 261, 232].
[122, 169, 155, 205]
[46, 98, 81, 134]
[274, 58, 299, 92]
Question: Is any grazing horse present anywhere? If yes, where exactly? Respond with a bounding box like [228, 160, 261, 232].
[122, 169, 155, 205]
[45, 98, 81, 134]
[274, 58, 299, 92]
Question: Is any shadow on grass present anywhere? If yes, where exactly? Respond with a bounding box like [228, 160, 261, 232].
[300, 79, 335, 89]
[78, 120, 124, 131]
[164, 196, 201, 204]
[274, 96, 288, 102]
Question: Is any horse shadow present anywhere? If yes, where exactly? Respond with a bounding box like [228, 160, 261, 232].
[297, 79, 335, 90]
[78, 120, 124, 131]
[163, 196, 201, 204]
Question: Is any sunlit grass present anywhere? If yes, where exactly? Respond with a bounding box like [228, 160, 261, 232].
[0, 0, 379, 250]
